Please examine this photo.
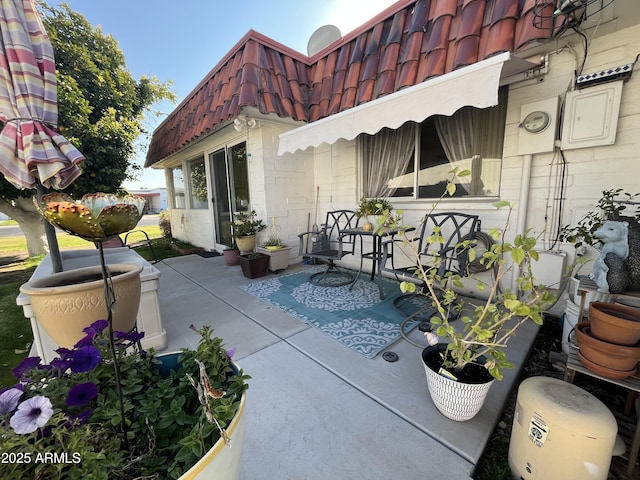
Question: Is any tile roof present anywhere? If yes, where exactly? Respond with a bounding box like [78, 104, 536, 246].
[146, 0, 558, 167]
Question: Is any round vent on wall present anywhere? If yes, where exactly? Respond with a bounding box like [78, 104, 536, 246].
[307, 25, 341, 56]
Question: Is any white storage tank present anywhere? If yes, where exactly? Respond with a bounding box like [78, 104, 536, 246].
[508, 376, 617, 479]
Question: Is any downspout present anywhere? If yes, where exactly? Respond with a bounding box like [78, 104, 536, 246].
[512, 154, 533, 291]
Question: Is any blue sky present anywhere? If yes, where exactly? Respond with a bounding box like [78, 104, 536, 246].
[48, 0, 398, 190]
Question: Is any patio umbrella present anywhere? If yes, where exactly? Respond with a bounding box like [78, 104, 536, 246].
[0, 0, 85, 272]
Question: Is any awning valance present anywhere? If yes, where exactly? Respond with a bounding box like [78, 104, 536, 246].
[278, 52, 530, 156]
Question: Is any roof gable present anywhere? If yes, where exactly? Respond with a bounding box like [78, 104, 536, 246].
[146, 0, 556, 166]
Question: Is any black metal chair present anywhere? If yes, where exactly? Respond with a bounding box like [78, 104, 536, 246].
[298, 210, 361, 287]
[380, 212, 480, 323]
[101, 230, 159, 264]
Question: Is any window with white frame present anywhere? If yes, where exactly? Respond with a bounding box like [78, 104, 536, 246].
[188, 156, 208, 209]
[361, 87, 508, 199]
[170, 166, 185, 208]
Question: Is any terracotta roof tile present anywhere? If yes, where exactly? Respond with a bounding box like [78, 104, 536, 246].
[146, 0, 558, 166]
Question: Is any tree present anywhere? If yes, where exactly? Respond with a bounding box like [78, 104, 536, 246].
[0, 2, 174, 256]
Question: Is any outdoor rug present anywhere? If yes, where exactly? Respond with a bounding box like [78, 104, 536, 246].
[240, 266, 433, 358]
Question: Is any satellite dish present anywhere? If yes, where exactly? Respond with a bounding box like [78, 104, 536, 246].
[307, 25, 341, 56]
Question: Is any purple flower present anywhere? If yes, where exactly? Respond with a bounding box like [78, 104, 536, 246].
[54, 347, 74, 359]
[12, 356, 42, 379]
[0, 388, 22, 415]
[9, 396, 53, 434]
[66, 382, 98, 407]
[70, 346, 101, 373]
[226, 347, 237, 359]
[70, 409, 93, 426]
[74, 334, 96, 348]
[84, 319, 109, 336]
[114, 330, 145, 344]
[50, 356, 72, 373]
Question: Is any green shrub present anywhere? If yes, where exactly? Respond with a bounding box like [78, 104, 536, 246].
[159, 210, 172, 238]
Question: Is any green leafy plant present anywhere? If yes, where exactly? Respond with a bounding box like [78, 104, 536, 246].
[386, 169, 556, 381]
[355, 197, 393, 218]
[159, 210, 172, 238]
[232, 210, 266, 238]
[0, 322, 249, 479]
[559, 188, 640, 249]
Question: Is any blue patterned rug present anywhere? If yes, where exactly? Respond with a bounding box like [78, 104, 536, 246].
[240, 266, 428, 358]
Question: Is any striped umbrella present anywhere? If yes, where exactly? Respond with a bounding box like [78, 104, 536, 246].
[0, 0, 84, 190]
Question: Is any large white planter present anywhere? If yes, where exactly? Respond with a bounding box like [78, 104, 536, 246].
[422, 345, 495, 421]
[257, 246, 292, 272]
[179, 391, 247, 479]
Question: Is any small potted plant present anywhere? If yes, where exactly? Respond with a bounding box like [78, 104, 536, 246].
[223, 241, 241, 266]
[256, 217, 292, 272]
[232, 210, 266, 253]
[355, 197, 393, 231]
[386, 169, 556, 421]
[238, 251, 270, 279]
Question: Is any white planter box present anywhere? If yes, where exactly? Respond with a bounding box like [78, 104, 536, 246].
[256, 246, 292, 272]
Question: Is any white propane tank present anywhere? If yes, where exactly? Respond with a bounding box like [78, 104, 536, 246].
[508, 376, 617, 479]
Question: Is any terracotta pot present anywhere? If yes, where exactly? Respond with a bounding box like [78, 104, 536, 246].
[223, 249, 240, 266]
[20, 264, 142, 349]
[422, 344, 495, 421]
[589, 301, 640, 346]
[574, 322, 640, 378]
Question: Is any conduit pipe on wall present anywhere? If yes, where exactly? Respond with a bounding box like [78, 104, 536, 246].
[511, 154, 533, 292]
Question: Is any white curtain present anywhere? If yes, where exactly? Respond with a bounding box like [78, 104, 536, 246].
[435, 89, 507, 195]
[361, 122, 415, 198]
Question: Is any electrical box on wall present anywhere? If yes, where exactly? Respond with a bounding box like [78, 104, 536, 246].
[561, 80, 623, 150]
[517, 96, 559, 156]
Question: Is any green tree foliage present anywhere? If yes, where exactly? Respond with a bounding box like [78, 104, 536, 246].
[0, 2, 174, 255]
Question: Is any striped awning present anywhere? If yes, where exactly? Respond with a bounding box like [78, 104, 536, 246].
[0, 0, 84, 190]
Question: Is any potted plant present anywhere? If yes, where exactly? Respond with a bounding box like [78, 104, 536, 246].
[256, 217, 292, 272]
[355, 197, 393, 231]
[386, 169, 556, 421]
[232, 210, 266, 253]
[238, 252, 270, 279]
[0, 322, 249, 479]
[223, 241, 241, 266]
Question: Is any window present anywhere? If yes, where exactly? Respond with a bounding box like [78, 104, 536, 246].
[361, 87, 508, 199]
[188, 156, 208, 209]
[171, 166, 185, 208]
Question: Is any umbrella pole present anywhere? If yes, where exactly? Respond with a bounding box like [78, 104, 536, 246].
[36, 184, 63, 273]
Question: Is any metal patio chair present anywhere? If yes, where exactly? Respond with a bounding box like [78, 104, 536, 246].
[380, 212, 480, 324]
[298, 210, 360, 287]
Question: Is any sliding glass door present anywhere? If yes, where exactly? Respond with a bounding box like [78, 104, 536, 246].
[209, 142, 249, 246]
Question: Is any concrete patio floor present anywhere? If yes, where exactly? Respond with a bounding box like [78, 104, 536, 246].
[156, 254, 539, 479]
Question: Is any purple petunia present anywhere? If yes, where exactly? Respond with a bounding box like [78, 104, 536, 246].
[0, 388, 22, 415]
[83, 319, 109, 336]
[70, 345, 101, 373]
[9, 396, 53, 434]
[226, 347, 237, 359]
[12, 356, 42, 379]
[114, 330, 145, 344]
[66, 382, 98, 407]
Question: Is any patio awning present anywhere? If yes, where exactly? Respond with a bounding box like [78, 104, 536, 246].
[277, 52, 535, 155]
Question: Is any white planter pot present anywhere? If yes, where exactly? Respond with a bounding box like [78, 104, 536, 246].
[422, 345, 495, 421]
[179, 391, 247, 479]
[257, 246, 291, 272]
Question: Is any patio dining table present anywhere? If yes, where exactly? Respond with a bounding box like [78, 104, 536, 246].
[342, 225, 414, 299]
